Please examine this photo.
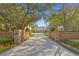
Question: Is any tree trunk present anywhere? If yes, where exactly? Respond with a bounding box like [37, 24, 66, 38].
[62, 4, 68, 31]
[21, 29, 24, 42]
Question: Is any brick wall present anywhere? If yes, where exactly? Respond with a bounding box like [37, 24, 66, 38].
[0, 32, 19, 43]
[0, 31, 31, 44]
[0, 32, 14, 38]
[49, 31, 61, 40]
[60, 32, 79, 39]
[49, 31, 79, 40]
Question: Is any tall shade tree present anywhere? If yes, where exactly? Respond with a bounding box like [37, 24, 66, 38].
[0, 3, 54, 42]
[48, 3, 79, 32]
[0, 4, 41, 42]
[60, 3, 79, 31]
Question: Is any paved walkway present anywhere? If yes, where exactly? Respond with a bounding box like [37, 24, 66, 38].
[0, 33, 78, 56]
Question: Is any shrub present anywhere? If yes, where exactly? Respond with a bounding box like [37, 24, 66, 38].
[25, 28, 30, 31]
[50, 27, 55, 32]
[0, 36, 14, 44]
[61, 39, 79, 46]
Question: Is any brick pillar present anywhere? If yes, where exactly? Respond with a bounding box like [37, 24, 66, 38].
[14, 30, 22, 44]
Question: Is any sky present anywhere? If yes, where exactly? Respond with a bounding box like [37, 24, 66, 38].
[36, 18, 45, 27]
[36, 3, 62, 27]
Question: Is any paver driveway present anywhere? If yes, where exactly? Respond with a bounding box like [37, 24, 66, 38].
[0, 33, 78, 56]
